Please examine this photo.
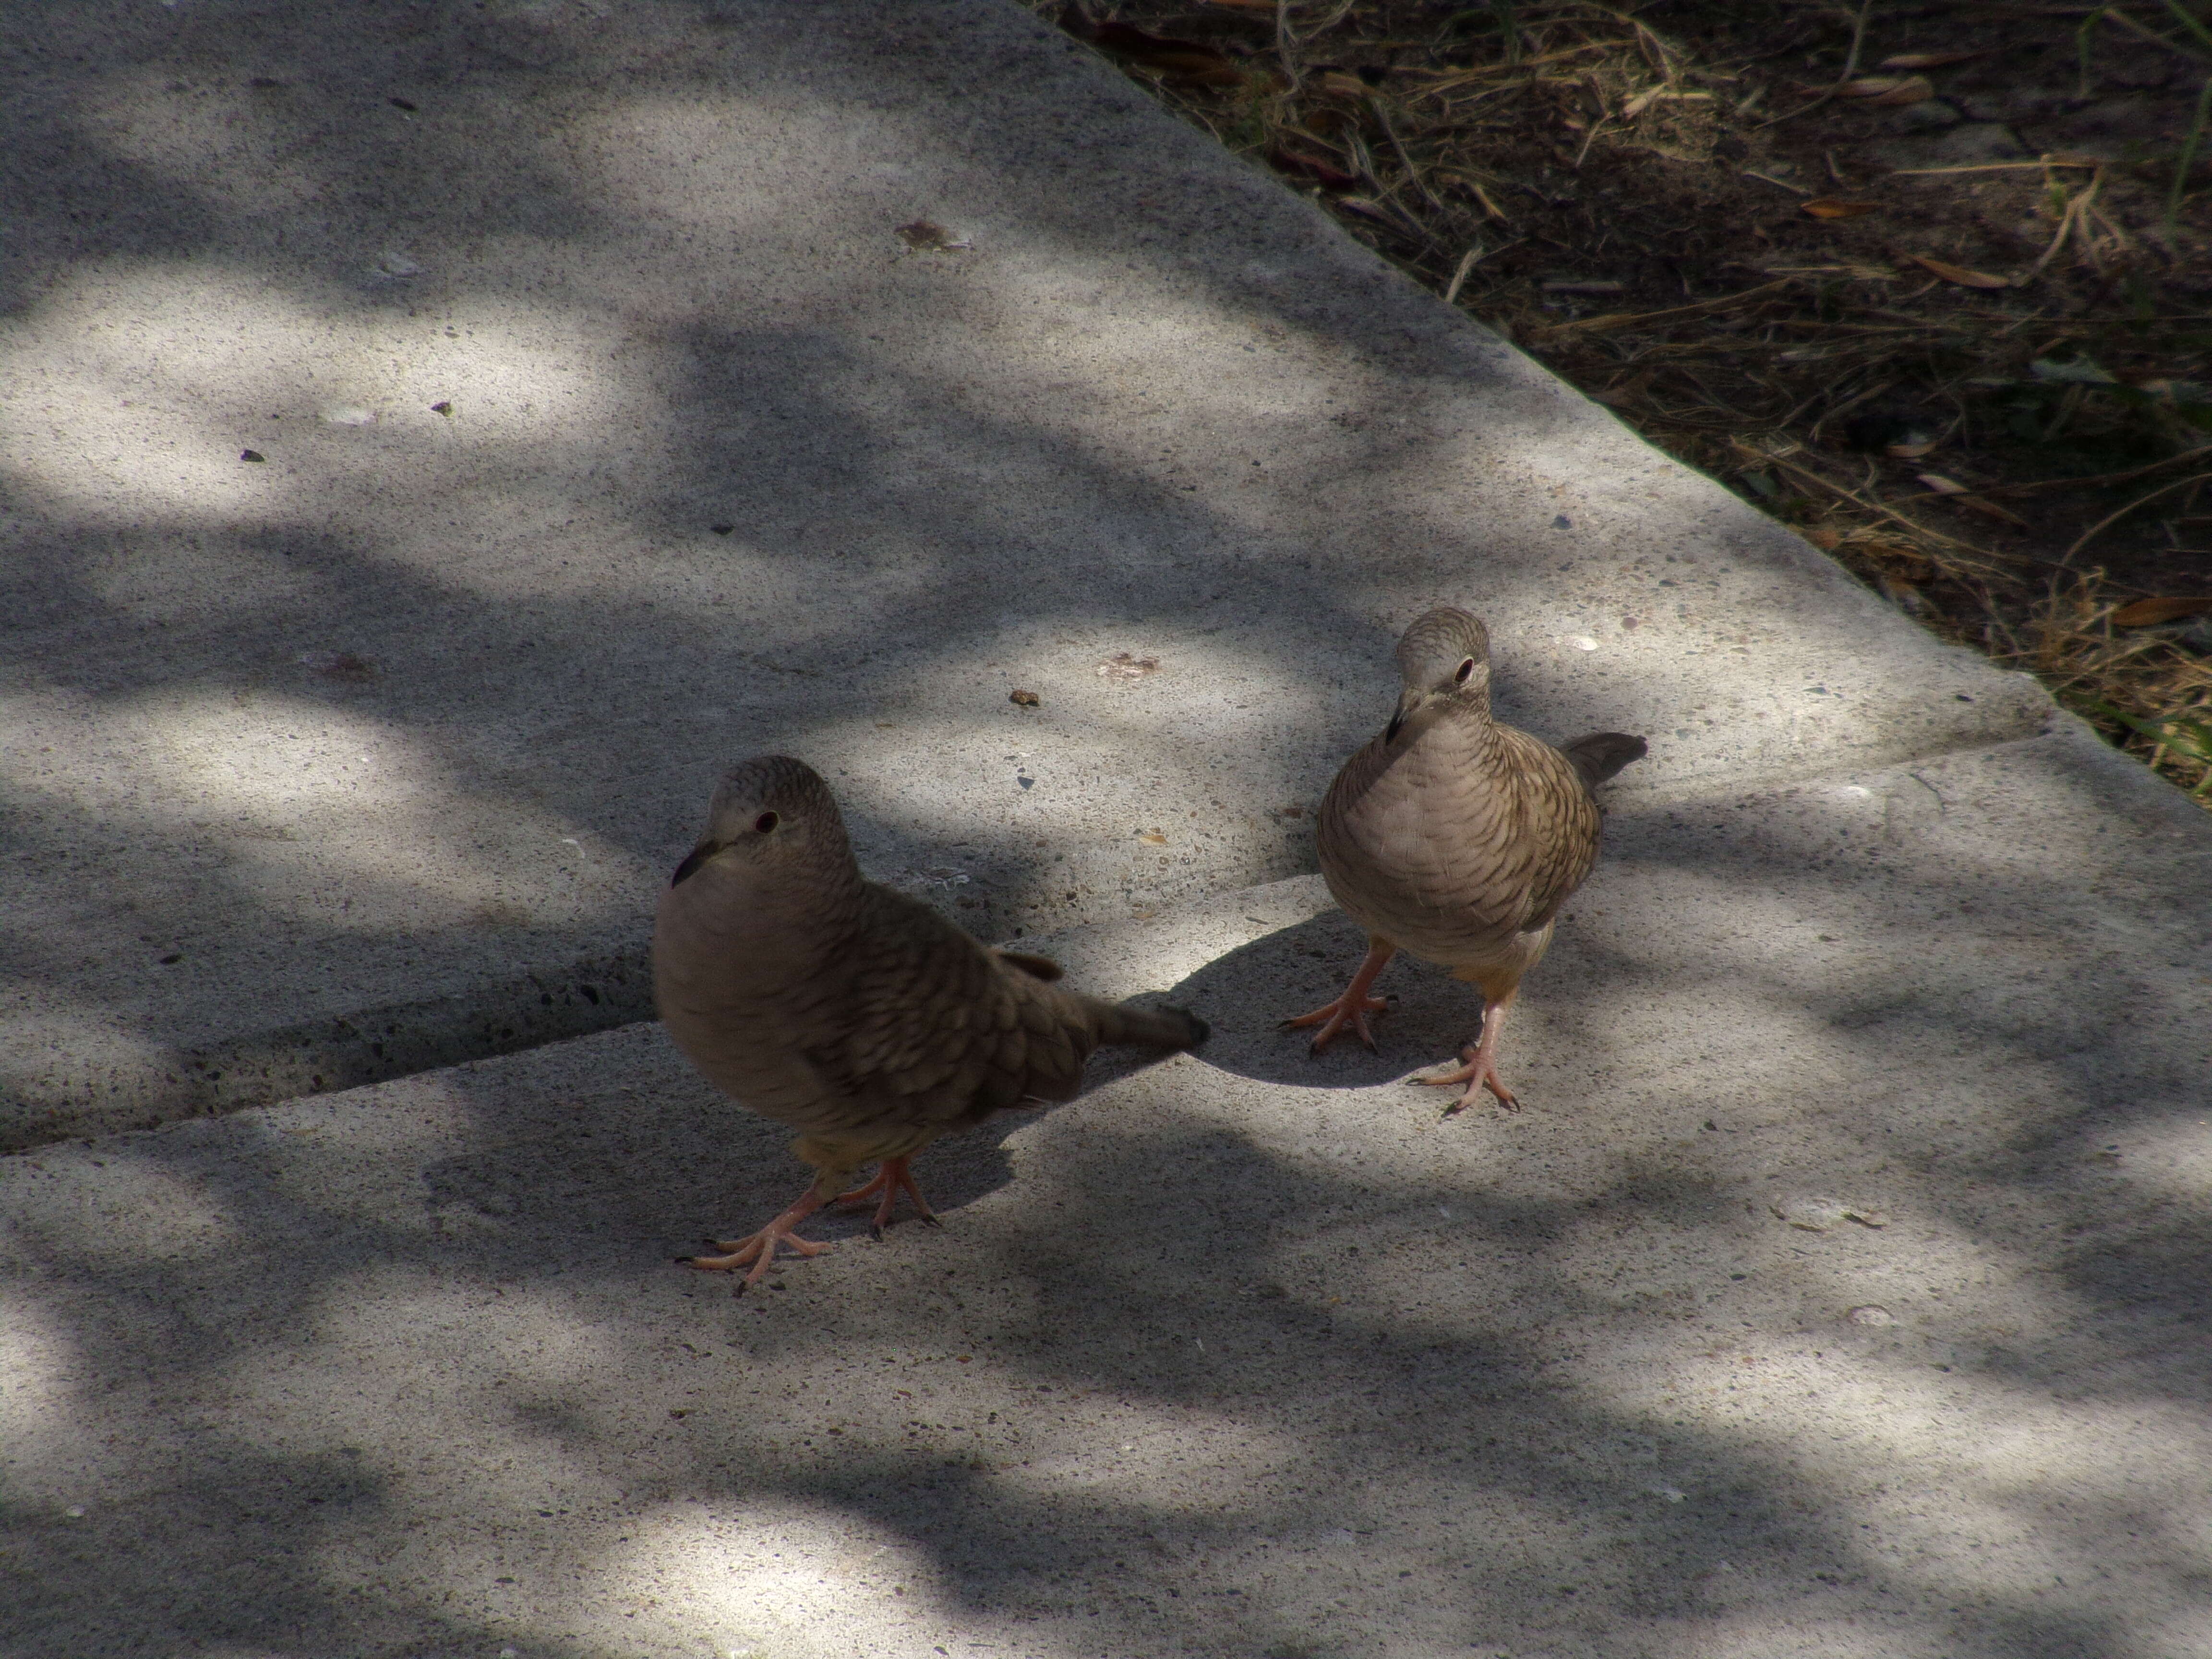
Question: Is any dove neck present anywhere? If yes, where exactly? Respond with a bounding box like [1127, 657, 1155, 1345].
[1393, 685, 1492, 751]
[702, 839, 869, 964]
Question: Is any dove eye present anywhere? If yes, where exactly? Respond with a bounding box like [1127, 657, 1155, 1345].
[1453, 658, 1477, 685]
[753, 811, 780, 835]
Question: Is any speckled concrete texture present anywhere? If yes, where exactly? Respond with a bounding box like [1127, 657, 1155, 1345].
[5, 722, 2210, 1659]
[0, 0, 2048, 1142]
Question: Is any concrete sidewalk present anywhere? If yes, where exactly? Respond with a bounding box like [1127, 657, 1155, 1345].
[1, 0, 2043, 1146]
[4, 2, 2211, 1658]
[6, 723, 2211, 1659]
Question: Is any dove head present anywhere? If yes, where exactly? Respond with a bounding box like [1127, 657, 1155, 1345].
[1386, 606, 1491, 742]
[669, 755, 858, 895]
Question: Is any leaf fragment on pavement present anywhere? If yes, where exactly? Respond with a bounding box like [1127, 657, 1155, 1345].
[1772, 1195, 1890, 1231]
[896, 220, 970, 251]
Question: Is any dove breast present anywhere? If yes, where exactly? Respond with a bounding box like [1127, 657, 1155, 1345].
[1318, 717, 1600, 973]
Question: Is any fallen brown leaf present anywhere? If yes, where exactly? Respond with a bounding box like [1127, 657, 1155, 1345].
[2112, 597, 2212, 627]
[1271, 146, 1358, 188]
[1087, 23, 1250, 87]
[1918, 472, 2031, 528]
[1907, 253, 2009, 289]
[1869, 75, 1936, 106]
[1836, 75, 1933, 103]
[1761, 262, 1901, 280]
[1877, 51, 1984, 71]
[1335, 195, 1403, 226]
[1801, 198, 1881, 219]
[1960, 497, 2032, 528]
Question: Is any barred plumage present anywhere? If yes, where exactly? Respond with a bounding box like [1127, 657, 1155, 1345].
[654, 755, 1206, 1290]
[1287, 609, 1643, 1113]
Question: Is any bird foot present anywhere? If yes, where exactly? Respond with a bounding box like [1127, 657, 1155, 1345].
[678, 1191, 830, 1295]
[1280, 991, 1390, 1054]
[1407, 1046, 1521, 1115]
[831, 1156, 940, 1237]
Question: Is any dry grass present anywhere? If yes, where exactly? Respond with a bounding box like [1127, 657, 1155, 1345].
[1038, 0, 2212, 802]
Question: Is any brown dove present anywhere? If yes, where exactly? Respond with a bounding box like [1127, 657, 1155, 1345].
[655, 755, 1209, 1291]
[1283, 608, 1644, 1113]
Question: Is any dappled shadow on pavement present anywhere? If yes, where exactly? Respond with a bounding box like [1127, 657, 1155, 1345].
[7, 723, 2212, 1657]
[4, 3, 2209, 1657]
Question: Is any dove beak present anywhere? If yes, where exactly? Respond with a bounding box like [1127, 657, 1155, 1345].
[1385, 688, 1425, 744]
[669, 839, 722, 888]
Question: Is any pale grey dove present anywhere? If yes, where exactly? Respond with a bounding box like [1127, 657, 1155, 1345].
[655, 755, 1209, 1291]
[1283, 608, 1644, 1112]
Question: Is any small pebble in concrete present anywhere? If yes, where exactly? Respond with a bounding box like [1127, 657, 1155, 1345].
[1009, 688, 1040, 707]
[1847, 1304, 1899, 1326]
[240, 449, 265, 462]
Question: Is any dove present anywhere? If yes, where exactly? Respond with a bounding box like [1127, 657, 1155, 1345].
[1284, 608, 1644, 1112]
[654, 755, 1208, 1291]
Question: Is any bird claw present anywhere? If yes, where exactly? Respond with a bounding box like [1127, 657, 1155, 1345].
[1413, 1046, 1521, 1115]
[1281, 993, 1390, 1055]
[1440, 1089, 1520, 1118]
[832, 1157, 940, 1233]
[682, 1195, 832, 1292]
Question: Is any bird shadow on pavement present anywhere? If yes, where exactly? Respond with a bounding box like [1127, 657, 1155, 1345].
[1143, 910, 1493, 1092]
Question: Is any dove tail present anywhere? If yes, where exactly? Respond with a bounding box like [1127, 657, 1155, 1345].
[1560, 731, 1647, 792]
[1091, 999, 1210, 1052]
